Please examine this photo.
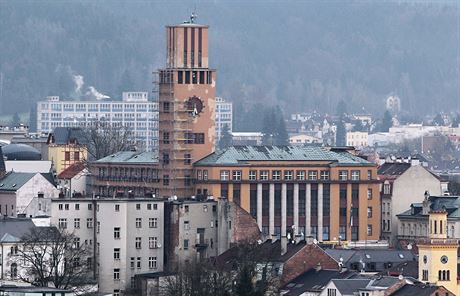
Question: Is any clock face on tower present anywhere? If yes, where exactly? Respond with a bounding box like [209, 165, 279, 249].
[441, 255, 448, 264]
[186, 96, 204, 117]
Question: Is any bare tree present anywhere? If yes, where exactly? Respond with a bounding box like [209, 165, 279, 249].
[16, 226, 92, 291]
[81, 119, 134, 160]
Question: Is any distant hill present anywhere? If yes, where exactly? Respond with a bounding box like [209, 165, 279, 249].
[0, 0, 458, 129]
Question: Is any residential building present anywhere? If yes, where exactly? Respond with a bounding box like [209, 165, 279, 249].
[289, 134, 322, 145]
[164, 198, 260, 270]
[232, 132, 263, 146]
[397, 195, 460, 240]
[0, 285, 75, 296]
[36, 92, 159, 152]
[50, 197, 164, 295]
[0, 218, 58, 283]
[57, 162, 89, 198]
[89, 151, 159, 198]
[378, 160, 442, 244]
[417, 209, 459, 295]
[194, 146, 381, 243]
[346, 131, 368, 148]
[156, 20, 217, 198]
[47, 127, 88, 175]
[215, 97, 232, 141]
[0, 154, 58, 216]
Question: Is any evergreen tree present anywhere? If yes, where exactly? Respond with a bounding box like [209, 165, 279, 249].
[381, 110, 393, 132]
[336, 100, 347, 116]
[335, 118, 346, 146]
[10, 112, 20, 127]
[433, 113, 444, 126]
[275, 116, 289, 145]
[219, 124, 233, 150]
[29, 106, 37, 132]
[452, 114, 460, 128]
[262, 107, 276, 145]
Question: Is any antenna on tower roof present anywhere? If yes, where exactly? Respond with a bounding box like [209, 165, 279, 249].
[190, 10, 197, 23]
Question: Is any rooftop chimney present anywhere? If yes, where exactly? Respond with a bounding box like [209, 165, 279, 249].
[281, 236, 288, 255]
[0, 146, 6, 179]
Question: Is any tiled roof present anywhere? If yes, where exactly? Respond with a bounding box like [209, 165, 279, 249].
[390, 284, 445, 296]
[377, 163, 411, 176]
[96, 151, 158, 164]
[58, 162, 87, 179]
[281, 269, 357, 296]
[0, 171, 36, 191]
[195, 146, 372, 166]
[332, 279, 370, 294]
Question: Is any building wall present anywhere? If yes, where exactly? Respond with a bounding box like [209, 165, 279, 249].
[195, 163, 381, 242]
[58, 172, 88, 197]
[48, 144, 88, 175]
[389, 165, 441, 244]
[15, 174, 59, 216]
[51, 198, 164, 295]
[158, 23, 216, 198]
[0, 192, 16, 216]
[346, 132, 368, 148]
[215, 97, 233, 140]
[37, 99, 159, 152]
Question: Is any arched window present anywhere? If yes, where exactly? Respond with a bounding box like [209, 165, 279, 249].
[442, 270, 446, 280]
[440, 220, 443, 234]
[10, 263, 17, 278]
[439, 270, 442, 280]
[447, 270, 450, 281]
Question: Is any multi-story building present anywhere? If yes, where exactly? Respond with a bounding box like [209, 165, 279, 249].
[163, 197, 260, 270]
[89, 151, 160, 198]
[50, 197, 164, 295]
[194, 145, 381, 243]
[36, 92, 159, 152]
[346, 131, 368, 148]
[378, 160, 442, 244]
[156, 19, 216, 198]
[215, 97, 232, 141]
[47, 127, 88, 175]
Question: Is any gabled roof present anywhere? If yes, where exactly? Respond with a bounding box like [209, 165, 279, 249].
[378, 162, 411, 176]
[0, 218, 36, 242]
[390, 284, 447, 296]
[331, 279, 370, 295]
[48, 127, 87, 145]
[398, 195, 460, 219]
[58, 162, 87, 179]
[95, 151, 158, 164]
[0, 171, 36, 191]
[281, 269, 357, 296]
[195, 146, 372, 166]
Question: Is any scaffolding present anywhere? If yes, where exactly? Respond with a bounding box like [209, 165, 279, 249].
[153, 69, 194, 197]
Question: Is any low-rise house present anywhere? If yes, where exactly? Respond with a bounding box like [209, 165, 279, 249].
[378, 160, 442, 244]
[57, 162, 89, 198]
[0, 285, 75, 296]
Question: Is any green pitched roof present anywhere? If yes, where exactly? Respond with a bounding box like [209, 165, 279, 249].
[0, 172, 36, 191]
[194, 146, 372, 166]
[96, 151, 158, 164]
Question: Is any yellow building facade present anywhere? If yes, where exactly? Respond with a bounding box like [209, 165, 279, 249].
[48, 144, 87, 175]
[418, 210, 459, 295]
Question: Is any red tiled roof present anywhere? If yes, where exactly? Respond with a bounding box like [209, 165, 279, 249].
[58, 162, 86, 179]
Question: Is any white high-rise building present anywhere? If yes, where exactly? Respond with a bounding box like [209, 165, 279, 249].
[36, 92, 159, 151]
[215, 97, 233, 141]
[51, 197, 164, 295]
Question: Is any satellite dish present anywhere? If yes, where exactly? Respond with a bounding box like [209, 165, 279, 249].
[313, 239, 318, 244]
[287, 233, 292, 240]
[407, 243, 412, 250]
[157, 243, 162, 248]
[339, 257, 343, 262]
[257, 239, 262, 245]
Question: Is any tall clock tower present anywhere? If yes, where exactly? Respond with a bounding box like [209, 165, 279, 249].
[418, 209, 459, 295]
[156, 15, 216, 198]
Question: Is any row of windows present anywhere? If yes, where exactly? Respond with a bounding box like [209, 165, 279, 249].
[215, 169, 372, 182]
[58, 217, 159, 230]
[57, 203, 159, 211]
[113, 256, 158, 281]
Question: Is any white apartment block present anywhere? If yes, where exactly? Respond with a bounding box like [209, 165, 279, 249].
[215, 97, 232, 140]
[346, 131, 369, 148]
[36, 92, 159, 152]
[51, 197, 164, 295]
